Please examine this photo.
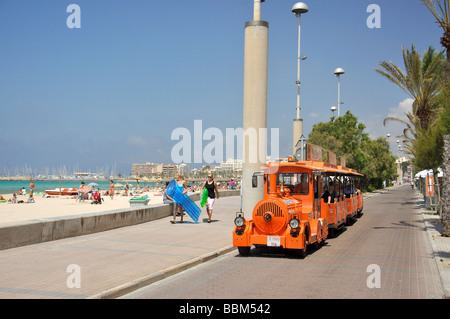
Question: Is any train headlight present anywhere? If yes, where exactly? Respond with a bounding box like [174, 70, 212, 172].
[289, 218, 300, 229]
[234, 216, 245, 227]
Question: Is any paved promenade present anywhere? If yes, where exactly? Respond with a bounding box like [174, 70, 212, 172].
[0, 196, 240, 298]
[418, 192, 450, 298]
[0, 186, 448, 299]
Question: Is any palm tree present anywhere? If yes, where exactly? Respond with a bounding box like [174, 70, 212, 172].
[376, 45, 445, 131]
[383, 111, 421, 157]
[421, 1, 450, 237]
[422, 0, 450, 81]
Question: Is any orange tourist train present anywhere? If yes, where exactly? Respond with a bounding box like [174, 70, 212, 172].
[233, 145, 364, 257]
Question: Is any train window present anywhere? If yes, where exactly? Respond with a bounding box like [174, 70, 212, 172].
[314, 173, 320, 199]
[277, 173, 309, 195]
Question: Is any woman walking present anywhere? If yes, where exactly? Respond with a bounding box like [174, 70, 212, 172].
[169, 174, 188, 224]
[202, 174, 219, 223]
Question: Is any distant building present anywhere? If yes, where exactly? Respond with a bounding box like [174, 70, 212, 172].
[219, 159, 243, 172]
[395, 157, 409, 184]
[178, 163, 189, 177]
[162, 164, 178, 177]
[74, 172, 91, 178]
[131, 162, 163, 177]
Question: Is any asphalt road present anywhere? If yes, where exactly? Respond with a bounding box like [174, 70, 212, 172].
[122, 185, 443, 299]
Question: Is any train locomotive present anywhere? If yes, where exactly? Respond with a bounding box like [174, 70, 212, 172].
[233, 149, 363, 258]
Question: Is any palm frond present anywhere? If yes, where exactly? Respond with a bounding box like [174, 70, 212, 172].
[422, 0, 450, 30]
[383, 116, 409, 127]
[375, 62, 410, 97]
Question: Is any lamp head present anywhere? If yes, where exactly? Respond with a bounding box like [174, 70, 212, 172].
[292, 2, 309, 15]
[334, 67, 345, 75]
[330, 106, 337, 112]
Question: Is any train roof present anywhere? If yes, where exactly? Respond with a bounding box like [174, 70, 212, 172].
[263, 160, 363, 176]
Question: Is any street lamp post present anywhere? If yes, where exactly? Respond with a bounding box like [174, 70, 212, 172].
[386, 133, 391, 150]
[334, 67, 345, 117]
[330, 106, 337, 117]
[292, 2, 309, 157]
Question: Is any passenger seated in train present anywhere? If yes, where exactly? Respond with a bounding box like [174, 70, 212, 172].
[321, 182, 336, 204]
[293, 173, 309, 194]
[343, 183, 360, 198]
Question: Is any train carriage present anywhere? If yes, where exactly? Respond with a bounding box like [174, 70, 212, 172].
[233, 157, 364, 257]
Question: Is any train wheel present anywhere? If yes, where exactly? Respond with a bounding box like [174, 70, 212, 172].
[295, 234, 307, 258]
[328, 228, 336, 238]
[238, 246, 251, 256]
[312, 237, 319, 250]
[345, 217, 353, 226]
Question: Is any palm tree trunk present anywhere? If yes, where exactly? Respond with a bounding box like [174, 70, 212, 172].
[446, 48, 450, 84]
[443, 135, 450, 237]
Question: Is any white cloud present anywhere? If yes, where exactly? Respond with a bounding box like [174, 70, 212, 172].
[388, 98, 413, 121]
[310, 112, 320, 118]
[127, 136, 148, 146]
[363, 98, 413, 142]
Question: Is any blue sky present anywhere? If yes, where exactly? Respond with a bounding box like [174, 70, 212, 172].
[0, 0, 444, 174]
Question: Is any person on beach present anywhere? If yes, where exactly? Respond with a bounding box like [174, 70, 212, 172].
[230, 178, 236, 190]
[29, 180, 35, 198]
[202, 174, 219, 223]
[124, 182, 130, 196]
[78, 181, 87, 202]
[163, 183, 178, 224]
[27, 193, 35, 203]
[109, 180, 115, 200]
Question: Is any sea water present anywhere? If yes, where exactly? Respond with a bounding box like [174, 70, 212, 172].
[0, 180, 156, 194]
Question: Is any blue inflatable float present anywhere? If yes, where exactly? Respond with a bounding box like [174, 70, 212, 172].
[166, 179, 201, 223]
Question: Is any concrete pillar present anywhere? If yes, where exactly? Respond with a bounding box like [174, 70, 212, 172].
[293, 118, 303, 156]
[242, 16, 269, 215]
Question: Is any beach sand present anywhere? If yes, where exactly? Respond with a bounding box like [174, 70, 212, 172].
[0, 191, 164, 226]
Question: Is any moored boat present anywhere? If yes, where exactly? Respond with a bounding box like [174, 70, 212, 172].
[45, 188, 78, 196]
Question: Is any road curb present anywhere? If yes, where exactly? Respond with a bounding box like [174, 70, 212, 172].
[422, 214, 450, 299]
[86, 245, 237, 299]
[415, 192, 450, 299]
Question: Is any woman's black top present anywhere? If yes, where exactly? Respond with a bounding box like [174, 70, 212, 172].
[205, 181, 216, 198]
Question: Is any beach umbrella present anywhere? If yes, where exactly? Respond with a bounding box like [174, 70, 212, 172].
[414, 168, 443, 179]
[414, 170, 429, 179]
[85, 182, 99, 191]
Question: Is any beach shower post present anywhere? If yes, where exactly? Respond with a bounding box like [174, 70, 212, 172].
[242, 0, 269, 215]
